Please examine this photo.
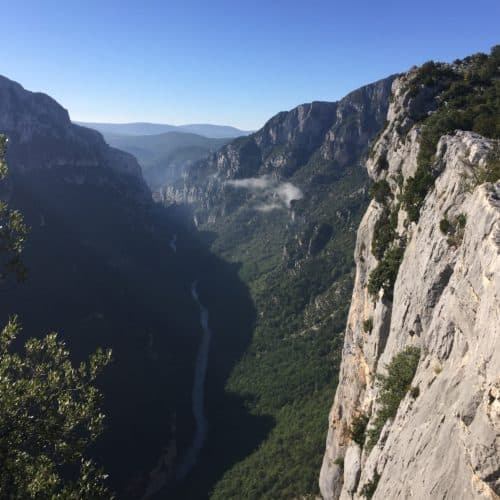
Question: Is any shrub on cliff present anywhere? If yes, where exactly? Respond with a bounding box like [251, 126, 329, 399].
[371, 205, 398, 259]
[367, 244, 405, 299]
[366, 347, 421, 449]
[360, 471, 381, 499]
[402, 45, 500, 222]
[475, 149, 500, 185]
[369, 179, 392, 204]
[350, 412, 369, 446]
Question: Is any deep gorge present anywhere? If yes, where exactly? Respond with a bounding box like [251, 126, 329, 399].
[0, 43, 499, 500]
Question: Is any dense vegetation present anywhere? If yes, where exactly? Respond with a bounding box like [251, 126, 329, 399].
[368, 179, 392, 204]
[0, 136, 112, 498]
[371, 205, 398, 260]
[366, 347, 420, 449]
[367, 177, 405, 299]
[367, 45, 499, 300]
[367, 244, 405, 299]
[0, 319, 112, 499]
[0, 136, 27, 281]
[402, 45, 500, 222]
[194, 165, 369, 499]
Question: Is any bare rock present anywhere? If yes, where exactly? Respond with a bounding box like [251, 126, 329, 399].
[320, 68, 500, 499]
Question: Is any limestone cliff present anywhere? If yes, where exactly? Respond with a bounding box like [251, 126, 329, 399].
[0, 75, 147, 193]
[320, 67, 500, 499]
[158, 76, 395, 219]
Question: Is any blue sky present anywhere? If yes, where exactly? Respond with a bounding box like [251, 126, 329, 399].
[1, 0, 498, 129]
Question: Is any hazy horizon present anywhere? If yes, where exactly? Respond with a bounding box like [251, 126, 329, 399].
[75, 119, 253, 132]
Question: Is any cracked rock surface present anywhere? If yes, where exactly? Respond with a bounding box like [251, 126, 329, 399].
[320, 72, 500, 500]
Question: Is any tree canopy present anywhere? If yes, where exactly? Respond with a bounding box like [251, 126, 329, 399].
[0, 134, 113, 498]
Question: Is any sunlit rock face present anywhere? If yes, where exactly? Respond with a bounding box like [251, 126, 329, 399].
[157, 76, 395, 224]
[320, 70, 500, 500]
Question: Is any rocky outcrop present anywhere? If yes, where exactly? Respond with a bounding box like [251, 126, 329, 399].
[320, 70, 500, 499]
[0, 75, 147, 192]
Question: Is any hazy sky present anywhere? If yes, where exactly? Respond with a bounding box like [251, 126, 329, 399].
[1, 0, 498, 129]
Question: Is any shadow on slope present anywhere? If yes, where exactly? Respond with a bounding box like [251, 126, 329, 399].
[0, 169, 269, 499]
[160, 226, 275, 499]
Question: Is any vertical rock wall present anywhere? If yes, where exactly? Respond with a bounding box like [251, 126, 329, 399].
[320, 73, 500, 500]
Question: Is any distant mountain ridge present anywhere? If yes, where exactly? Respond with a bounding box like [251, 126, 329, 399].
[76, 121, 253, 138]
[75, 122, 250, 189]
[99, 130, 230, 190]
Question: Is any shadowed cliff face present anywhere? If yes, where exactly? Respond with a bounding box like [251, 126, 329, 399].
[0, 75, 146, 183]
[156, 76, 397, 498]
[0, 75, 262, 499]
[320, 56, 500, 499]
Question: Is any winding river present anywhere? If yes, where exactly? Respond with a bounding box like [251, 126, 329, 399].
[176, 281, 212, 480]
[142, 237, 213, 498]
[169, 233, 177, 253]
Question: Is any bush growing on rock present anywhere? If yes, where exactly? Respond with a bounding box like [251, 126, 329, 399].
[475, 148, 500, 185]
[350, 412, 369, 446]
[439, 214, 467, 246]
[333, 457, 344, 470]
[439, 218, 452, 235]
[360, 471, 381, 499]
[369, 179, 392, 204]
[363, 318, 374, 333]
[366, 347, 421, 449]
[367, 244, 406, 299]
[371, 205, 399, 260]
[401, 46, 500, 223]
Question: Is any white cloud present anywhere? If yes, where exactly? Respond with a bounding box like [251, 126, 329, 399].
[225, 175, 303, 212]
[227, 176, 273, 190]
[275, 182, 303, 208]
[255, 202, 283, 212]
